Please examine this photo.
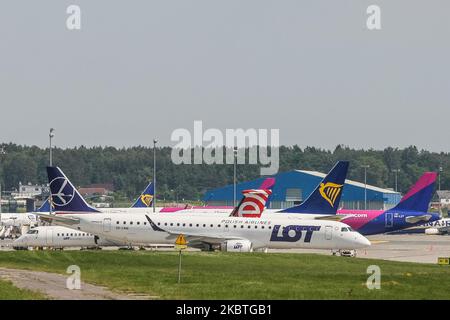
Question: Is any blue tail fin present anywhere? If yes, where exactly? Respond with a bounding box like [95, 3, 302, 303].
[131, 182, 154, 208]
[280, 161, 349, 215]
[36, 198, 51, 212]
[387, 172, 437, 213]
[47, 167, 100, 213]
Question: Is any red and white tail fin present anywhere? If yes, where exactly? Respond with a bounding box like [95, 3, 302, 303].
[229, 189, 272, 218]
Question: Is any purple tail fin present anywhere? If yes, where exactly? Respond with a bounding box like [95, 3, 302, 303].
[388, 172, 437, 213]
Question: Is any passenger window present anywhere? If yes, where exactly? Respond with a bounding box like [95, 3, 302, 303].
[203, 224, 206, 227]
[130, 221, 133, 225]
[225, 225, 228, 228]
[196, 224, 199, 227]
[233, 225, 237, 228]
[210, 224, 213, 228]
[170, 223, 173, 226]
[123, 221, 126, 224]
[217, 224, 221, 228]
[255, 226, 257, 229]
[189, 224, 192, 227]
[137, 222, 140, 225]
[116, 221, 119, 224]
[262, 226, 265, 229]
[183, 223, 186, 227]
[248, 226, 251, 229]
[241, 225, 244, 228]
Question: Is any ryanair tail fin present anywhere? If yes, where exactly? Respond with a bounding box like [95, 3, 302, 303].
[46, 167, 100, 213]
[131, 182, 154, 208]
[280, 161, 349, 215]
[387, 172, 437, 213]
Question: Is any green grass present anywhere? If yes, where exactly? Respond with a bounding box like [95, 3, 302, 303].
[0, 279, 47, 299]
[0, 250, 449, 299]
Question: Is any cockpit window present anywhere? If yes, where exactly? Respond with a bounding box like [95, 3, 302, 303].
[341, 227, 348, 232]
[27, 230, 38, 234]
[347, 227, 354, 232]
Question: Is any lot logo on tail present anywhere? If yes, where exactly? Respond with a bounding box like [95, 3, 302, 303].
[319, 182, 343, 207]
[140, 194, 153, 207]
[50, 177, 75, 206]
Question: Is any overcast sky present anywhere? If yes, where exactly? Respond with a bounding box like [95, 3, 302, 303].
[0, 1, 449, 151]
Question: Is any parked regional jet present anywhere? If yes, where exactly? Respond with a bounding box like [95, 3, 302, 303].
[38, 166, 370, 252]
[13, 225, 123, 248]
[387, 217, 450, 235]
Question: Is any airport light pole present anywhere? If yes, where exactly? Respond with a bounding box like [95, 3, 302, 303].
[362, 165, 370, 210]
[392, 169, 400, 192]
[49, 128, 55, 166]
[439, 166, 443, 191]
[153, 139, 157, 212]
[233, 147, 237, 207]
[0, 147, 5, 213]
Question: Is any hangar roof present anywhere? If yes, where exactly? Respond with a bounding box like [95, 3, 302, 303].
[297, 170, 398, 194]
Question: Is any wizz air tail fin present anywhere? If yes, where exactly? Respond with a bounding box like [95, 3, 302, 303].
[387, 172, 437, 213]
[131, 182, 154, 208]
[46, 167, 100, 213]
[229, 177, 275, 217]
[280, 161, 349, 215]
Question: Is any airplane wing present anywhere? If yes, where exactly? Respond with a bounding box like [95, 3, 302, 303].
[34, 213, 80, 225]
[315, 214, 349, 222]
[145, 215, 245, 245]
[405, 214, 433, 224]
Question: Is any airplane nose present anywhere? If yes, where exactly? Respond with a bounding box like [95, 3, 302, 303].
[356, 234, 371, 247]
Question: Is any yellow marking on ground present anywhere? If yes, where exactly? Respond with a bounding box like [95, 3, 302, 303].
[369, 240, 389, 244]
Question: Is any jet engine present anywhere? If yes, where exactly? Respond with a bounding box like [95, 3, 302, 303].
[221, 240, 253, 252]
[425, 228, 441, 235]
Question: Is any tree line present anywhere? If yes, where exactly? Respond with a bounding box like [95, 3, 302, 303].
[0, 143, 448, 201]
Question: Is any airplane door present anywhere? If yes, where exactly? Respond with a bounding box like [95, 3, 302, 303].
[385, 213, 393, 228]
[46, 229, 53, 246]
[103, 218, 111, 233]
[325, 226, 333, 240]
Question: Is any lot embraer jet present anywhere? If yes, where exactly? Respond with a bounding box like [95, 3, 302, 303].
[14, 225, 124, 248]
[38, 167, 370, 252]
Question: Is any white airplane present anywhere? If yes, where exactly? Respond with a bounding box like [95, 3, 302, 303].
[13, 225, 124, 248]
[37, 166, 371, 252]
[388, 217, 450, 235]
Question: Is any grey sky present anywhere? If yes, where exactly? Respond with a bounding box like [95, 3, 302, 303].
[0, 1, 449, 151]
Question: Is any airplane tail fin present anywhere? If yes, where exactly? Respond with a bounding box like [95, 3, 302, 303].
[280, 161, 349, 215]
[36, 198, 51, 212]
[229, 189, 272, 217]
[46, 167, 100, 213]
[131, 182, 154, 208]
[387, 172, 437, 213]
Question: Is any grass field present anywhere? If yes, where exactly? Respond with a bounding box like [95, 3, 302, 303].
[0, 250, 449, 299]
[0, 279, 47, 300]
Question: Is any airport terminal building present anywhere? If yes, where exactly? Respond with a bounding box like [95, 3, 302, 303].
[203, 170, 402, 210]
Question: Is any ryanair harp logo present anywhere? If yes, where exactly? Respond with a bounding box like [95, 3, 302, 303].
[140, 194, 153, 207]
[319, 182, 343, 207]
